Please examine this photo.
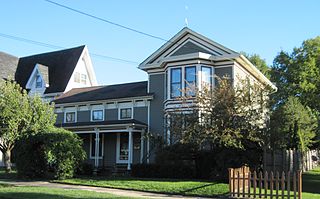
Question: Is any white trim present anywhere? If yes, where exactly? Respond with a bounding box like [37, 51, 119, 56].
[89, 133, 104, 160]
[116, 132, 129, 164]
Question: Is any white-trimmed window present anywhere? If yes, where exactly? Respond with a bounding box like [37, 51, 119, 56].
[90, 134, 104, 159]
[170, 68, 182, 98]
[91, 109, 104, 121]
[120, 108, 132, 120]
[81, 74, 87, 84]
[35, 74, 42, 88]
[65, 112, 76, 123]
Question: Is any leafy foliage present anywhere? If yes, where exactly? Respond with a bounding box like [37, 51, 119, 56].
[0, 80, 56, 172]
[168, 77, 272, 149]
[15, 127, 86, 179]
[241, 52, 271, 78]
[269, 96, 317, 151]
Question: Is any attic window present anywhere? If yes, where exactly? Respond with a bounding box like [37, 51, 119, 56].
[74, 72, 80, 83]
[81, 74, 87, 84]
[36, 74, 42, 88]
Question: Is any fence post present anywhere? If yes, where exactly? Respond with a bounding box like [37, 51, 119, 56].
[298, 171, 302, 199]
[228, 168, 233, 197]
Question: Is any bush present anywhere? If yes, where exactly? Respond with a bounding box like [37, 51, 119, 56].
[15, 127, 86, 179]
[132, 164, 195, 179]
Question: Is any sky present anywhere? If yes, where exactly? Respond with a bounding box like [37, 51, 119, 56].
[1, 0, 320, 85]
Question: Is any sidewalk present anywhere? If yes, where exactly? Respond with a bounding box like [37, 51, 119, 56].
[0, 179, 219, 199]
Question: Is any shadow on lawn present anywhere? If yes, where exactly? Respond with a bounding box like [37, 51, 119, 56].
[303, 172, 320, 194]
[0, 192, 113, 199]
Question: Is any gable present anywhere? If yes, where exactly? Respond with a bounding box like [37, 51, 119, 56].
[139, 27, 238, 69]
[0, 52, 19, 80]
[170, 41, 211, 56]
[15, 45, 86, 94]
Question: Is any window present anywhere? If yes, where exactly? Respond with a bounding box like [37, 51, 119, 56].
[170, 68, 182, 98]
[201, 66, 212, 88]
[65, 112, 76, 123]
[91, 110, 103, 121]
[74, 72, 80, 83]
[185, 66, 196, 96]
[120, 108, 132, 119]
[35, 74, 42, 88]
[81, 74, 87, 84]
[90, 134, 103, 158]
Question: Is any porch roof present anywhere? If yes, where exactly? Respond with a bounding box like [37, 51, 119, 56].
[55, 119, 147, 129]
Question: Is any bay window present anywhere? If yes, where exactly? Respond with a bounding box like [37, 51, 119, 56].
[185, 66, 196, 96]
[201, 66, 212, 88]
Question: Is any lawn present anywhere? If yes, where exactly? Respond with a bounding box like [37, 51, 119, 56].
[56, 177, 229, 197]
[0, 184, 135, 199]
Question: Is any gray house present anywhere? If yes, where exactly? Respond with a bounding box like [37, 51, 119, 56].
[53, 28, 275, 171]
[0, 28, 275, 171]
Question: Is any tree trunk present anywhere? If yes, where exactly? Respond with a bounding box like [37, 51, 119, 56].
[3, 149, 12, 173]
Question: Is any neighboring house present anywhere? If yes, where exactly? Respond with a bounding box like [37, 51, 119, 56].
[0, 28, 276, 171]
[52, 27, 276, 172]
[0, 45, 98, 166]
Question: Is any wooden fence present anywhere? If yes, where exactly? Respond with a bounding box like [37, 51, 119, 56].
[229, 166, 302, 199]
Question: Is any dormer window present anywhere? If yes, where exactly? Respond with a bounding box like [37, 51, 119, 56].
[36, 74, 42, 88]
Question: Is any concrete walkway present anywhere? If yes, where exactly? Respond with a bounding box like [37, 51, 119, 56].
[0, 180, 220, 199]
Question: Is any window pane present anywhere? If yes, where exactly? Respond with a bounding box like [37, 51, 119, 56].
[171, 68, 181, 83]
[92, 110, 103, 121]
[120, 108, 132, 119]
[185, 66, 196, 96]
[66, 112, 75, 123]
[81, 74, 87, 84]
[201, 66, 212, 87]
[171, 68, 182, 98]
[36, 75, 42, 88]
[91, 134, 102, 157]
[74, 72, 80, 83]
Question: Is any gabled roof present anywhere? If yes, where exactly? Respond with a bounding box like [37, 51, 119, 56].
[15, 45, 85, 94]
[139, 27, 239, 70]
[53, 81, 152, 105]
[0, 51, 19, 80]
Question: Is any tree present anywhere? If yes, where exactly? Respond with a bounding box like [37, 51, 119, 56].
[167, 77, 272, 149]
[241, 52, 271, 79]
[0, 80, 56, 172]
[269, 96, 317, 152]
[271, 36, 320, 110]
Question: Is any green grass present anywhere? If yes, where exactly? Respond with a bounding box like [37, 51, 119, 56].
[303, 167, 320, 195]
[56, 177, 229, 197]
[0, 183, 135, 199]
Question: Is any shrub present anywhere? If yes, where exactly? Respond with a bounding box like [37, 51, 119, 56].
[15, 127, 86, 179]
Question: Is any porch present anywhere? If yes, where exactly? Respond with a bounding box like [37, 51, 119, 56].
[61, 120, 148, 173]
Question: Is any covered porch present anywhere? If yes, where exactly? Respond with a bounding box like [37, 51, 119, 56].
[61, 120, 148, 172]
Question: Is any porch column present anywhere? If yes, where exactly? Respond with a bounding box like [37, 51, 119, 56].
[94, 128, 100, 169]
[140, 129, 145, 163]
[127, 127, 133, 170]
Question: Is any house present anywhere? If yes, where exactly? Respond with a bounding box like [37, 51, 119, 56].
[52, 28, 276, 172]
[0, 28, 275, 171]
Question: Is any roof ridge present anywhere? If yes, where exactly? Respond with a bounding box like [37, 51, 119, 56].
[20, 45, 86, 59]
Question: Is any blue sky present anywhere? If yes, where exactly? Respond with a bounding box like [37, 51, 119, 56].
[1, 1, 319, 85]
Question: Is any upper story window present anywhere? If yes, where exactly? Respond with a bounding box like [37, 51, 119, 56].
[201, 66, 212, 88]
[74, 72, 80, 83]
[170, 68, 182, 98]
[81, 74, 87, 84]
[35, 74, 42, 88]
[65, 112, 76, 123]
[120, 108, 132, 120]
[185, 66, 197, 96]
[91, 110, 103, 121]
